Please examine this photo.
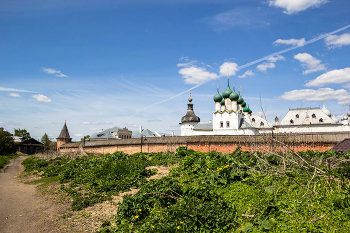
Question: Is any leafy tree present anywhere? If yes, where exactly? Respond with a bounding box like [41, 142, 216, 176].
[14, 128, 31, 139]
[81, 135, 90, 141]
[0, 127, 18, 155]
[41, 133, 51, 148]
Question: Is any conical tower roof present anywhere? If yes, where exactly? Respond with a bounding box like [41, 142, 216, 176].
[57, 122, 71, 139]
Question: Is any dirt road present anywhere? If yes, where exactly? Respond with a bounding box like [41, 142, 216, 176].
[0, 156, 44, 233]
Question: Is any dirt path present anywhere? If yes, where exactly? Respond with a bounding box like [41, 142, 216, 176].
[0, 156, 45, 233]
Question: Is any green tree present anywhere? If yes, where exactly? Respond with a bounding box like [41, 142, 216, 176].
[0, 127, 18, 155]
[14, 128, 31, 139]
[80, 135, 90, 141]
[41, 133, 51, 148]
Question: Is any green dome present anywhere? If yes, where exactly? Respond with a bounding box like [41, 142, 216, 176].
[221, 97, 225, 106]
[229, 88, 239, 101]
[237, 93, 244, 105]
[242, 101, 246, 108]
[248, 109, 252, 114]
[213, 88, 222, 103]
[222, 79, 232, 99]
[243, 106, 249, 112]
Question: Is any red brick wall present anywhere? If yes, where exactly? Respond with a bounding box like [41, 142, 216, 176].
[59, 141, 337, 154]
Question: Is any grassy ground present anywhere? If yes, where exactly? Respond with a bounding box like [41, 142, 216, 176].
[20, 147, 350, 232]
[0, 153, 19, 170]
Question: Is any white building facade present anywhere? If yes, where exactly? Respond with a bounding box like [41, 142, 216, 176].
[180, 78, 350, 136]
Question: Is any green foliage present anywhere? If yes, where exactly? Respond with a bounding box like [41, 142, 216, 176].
[0, 128, 18, 155]
[80, 135, 90, 141]
[21, 150, 179, 211]
[0, 153, 18, 170]
[21, 146, 350, 232]
[41, 133, 51, 148]
[14, 128, 31, 139]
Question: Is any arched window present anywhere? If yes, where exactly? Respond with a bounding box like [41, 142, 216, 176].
[290, 119, 294, 124]
[252, 118, 255, 122]
[319, 118, 323, 123]
[312, 113, 316, 118]
[296, 114, 299, 118]
[260, 122, 264, 126]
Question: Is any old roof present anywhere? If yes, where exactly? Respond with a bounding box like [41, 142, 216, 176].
[333, 138, 350, 152]
[60, 132, 350, 149]
[90, 127, 122, 140]
[57, 122, 71, 139]
[181, 92, 200, 123]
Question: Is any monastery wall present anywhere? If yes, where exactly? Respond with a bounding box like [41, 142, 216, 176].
[59, 132, 350, 154]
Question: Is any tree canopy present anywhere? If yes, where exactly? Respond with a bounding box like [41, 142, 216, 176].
[80, 135, 90, 141]
[0, 128, 18, 155]
[41, 133, 51, 148]
[14, 128, 31, 139]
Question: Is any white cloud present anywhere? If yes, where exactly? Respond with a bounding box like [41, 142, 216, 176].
[294, 53, 326, 74]
[325, 33, 350, 48]
[305, 68, 350, 87]
[256, 63, 275, 72]
[269, 0, 329, 14]
[82, 122, 91, 125]
[0, 86, 34, 92]
[41, 67, 68, 77]
[31, 94, 51, 103]
[95, 120, 113, 125]
[205, 7, 270, 30]
[74, 134, 82, 137]
[9, 93, 20, 97]
[177, 60, 197, 67]
[266, 55, 285, 63]
[89, 128, 102, 131]
[256, 55, 284, 73]
[179, 66, 218, 84]
[273, 38, 306, 47]
[56, 73, 68, 77]
[279, 88, 349, 102]
[238, 70, 255, 78]
[219, 62, 239, 76]
[125, 123, 138, 128]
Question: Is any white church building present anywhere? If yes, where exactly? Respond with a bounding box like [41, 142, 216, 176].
[180, 77, 350, 136]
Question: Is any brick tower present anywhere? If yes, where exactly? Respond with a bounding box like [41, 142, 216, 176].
[57, 121, 72, 152]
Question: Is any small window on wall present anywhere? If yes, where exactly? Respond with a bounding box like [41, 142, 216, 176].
[252, 118, 255, 122]
[260, 122, 264, 126]
[220, 121, 223, 128]
[319, 118, 323, 123]
[312, 113, 316, 118]
[226, 121, 230, 128]
[290, 119, 294, 124]
[296, 114, 299, 118]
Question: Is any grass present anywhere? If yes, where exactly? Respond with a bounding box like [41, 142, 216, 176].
[0, 153, 19, 170]
[19, 147, 350, 232]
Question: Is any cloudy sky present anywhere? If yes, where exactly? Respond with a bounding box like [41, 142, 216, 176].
[1, 0, 350, 141]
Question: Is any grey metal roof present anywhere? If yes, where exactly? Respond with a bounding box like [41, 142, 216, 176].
[193, 122, 213, 131]
[131, 129, 169, 138]
[58, 122, 71, 139]
[90, 126, 168, 139]
[239, 119, 254, 129]
[90, 127, 122, 140]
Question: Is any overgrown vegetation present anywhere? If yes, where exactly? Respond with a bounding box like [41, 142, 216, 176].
[0, 153, 18, 170]
[21, 146, 350, 232]
[0, 127, 18, 155]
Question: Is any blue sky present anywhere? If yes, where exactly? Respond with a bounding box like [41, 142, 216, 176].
[1, 0, 350, 141]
